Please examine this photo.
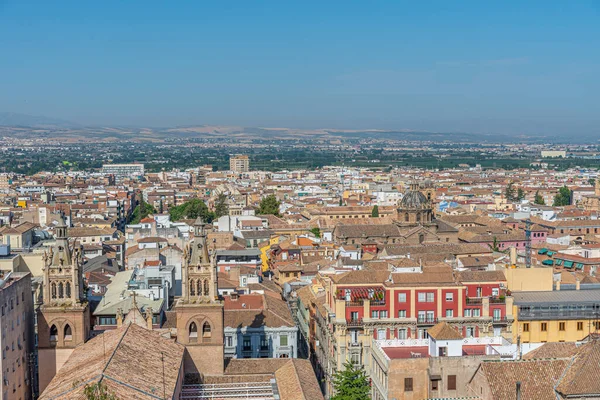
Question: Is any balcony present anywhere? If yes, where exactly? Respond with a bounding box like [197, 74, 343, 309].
[417, 317, 438, 324]
[371, 300, 386, 306]
[489, 297, 506, 304]
[346, 300, 364, 307]
[348, 341, 362, 348]
[347, 318, 363, 327]
[466, 297, 483, 305]
[518, 310, 600, 321]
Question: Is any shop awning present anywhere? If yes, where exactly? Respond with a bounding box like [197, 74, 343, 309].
[563, 261, 574, 268]
[542, 259, 554, 266]
[555, 260, 563, 266]
[538, 248, 548, 255]
[576, 263, 584, 270]
[547, 251, 555, 256]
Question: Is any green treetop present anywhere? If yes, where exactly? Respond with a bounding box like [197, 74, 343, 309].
[331, 362, 371, 400]
[256, 194, 281, 217]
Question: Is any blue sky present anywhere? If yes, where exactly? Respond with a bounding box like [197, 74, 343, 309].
[1, 1, 599, 134]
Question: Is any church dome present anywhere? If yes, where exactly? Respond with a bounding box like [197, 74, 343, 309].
[399, 190, 429, 209]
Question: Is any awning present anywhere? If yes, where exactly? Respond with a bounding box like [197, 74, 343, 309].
[547, 251, 555, 256]
[555, 260, 563, 266]
[563, 261, 574, 268]
[542, 260, 554, 266]
[430, 375, 442, 381]
[576, 263, 584, 270]
[538, 248, 548, 255]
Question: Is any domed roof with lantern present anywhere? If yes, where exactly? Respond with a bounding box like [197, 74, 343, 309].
[398, 182, 431, 210]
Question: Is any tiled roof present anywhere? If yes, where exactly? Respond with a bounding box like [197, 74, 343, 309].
[475, 359, 570, 400]
[274, 359, 324, 400]
[457, 270, 506, 283]
[427, 321, 463, 340]
[39, 323, 185, 400]
[555, 340, 600, 396]
[523, 342, 578, 360]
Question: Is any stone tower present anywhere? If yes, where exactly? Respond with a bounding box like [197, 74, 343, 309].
[175, 217, 224, 377]
[37, 217, 90, 393]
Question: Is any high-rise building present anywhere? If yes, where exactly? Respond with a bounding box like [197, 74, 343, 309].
[0, 272, 34, 400]
[229, 155, 249, 173]
[101, 163, 145, 179]
[37, 217, 90, 393]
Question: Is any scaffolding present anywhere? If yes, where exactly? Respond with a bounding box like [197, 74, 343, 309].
[180, 380, 278, 399]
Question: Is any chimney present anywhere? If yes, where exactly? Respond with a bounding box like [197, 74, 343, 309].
[556, 280, 561, 291]
[510, 247, 517, 266]
[576, 280, 581, 291]
[516, 381, 522, 400]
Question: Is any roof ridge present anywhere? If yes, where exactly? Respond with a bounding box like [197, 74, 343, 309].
[98, 323, 132, 385]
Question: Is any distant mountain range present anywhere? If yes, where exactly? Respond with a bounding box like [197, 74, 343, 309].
[0, 112, 595, 144]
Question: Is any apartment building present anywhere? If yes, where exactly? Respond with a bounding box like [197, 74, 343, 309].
[310, 266, 511, 397]
[512, 287, 600, 343]
[229, 155, 250, 173]
[0, 272, 34, 400]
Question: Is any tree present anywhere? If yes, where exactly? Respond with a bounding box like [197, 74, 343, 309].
[339, 198, 343, 206]
[516, 188, 525, 201]
[488, 236, 504, 253]
[309, 227, 321, 238]
[84, 382, 119, 400]
[214, 193, 229, 218]
[130, 199, 156, 224]
[256, 195, 281, 216]
[534, 190, 545, 205]
[371, 205, 379, 217]
[505, 182, 516, 202]
[331, 362, 371, 400]
[169, 198, 215, 222]
[590, 178, 596, 187]
[553, 186, 572, 207]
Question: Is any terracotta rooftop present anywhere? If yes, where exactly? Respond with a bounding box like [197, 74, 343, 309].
[427, 321, 463, 341]
[40, 323, 185, 400]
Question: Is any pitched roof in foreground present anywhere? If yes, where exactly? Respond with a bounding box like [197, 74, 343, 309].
[523, 342, 579, 360]
[474, 359, 570, 400]
[40, 323, 185, 400]
[555, 340, 600, 397]
[223, 358, 324, 400]
[274, 359, 325, 400]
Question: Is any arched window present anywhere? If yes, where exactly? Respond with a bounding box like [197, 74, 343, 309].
[66, 282, 71, 298]
[51, 283, 57, 299]
[190, 280, 196, 296]
[405, 213, 409, 222]
[202, 322, 212, 338]
[189, 322, 198, 343]
[58, 282, 64, 298]
[203, 280, 210, 296]
[419, 234, 425, 244]
[50, 325, 58, 342]
[197, 280, 202, 296]
[64, 324, 72, 341]
[416, 213, 421, 223]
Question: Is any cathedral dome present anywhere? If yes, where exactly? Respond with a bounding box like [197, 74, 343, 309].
[399, 190, 429, 209]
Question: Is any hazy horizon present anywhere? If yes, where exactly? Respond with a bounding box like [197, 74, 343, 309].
[1, 1, 599, 136]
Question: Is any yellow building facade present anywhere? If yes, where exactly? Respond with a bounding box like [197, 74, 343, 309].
[511, 289, 600, 343]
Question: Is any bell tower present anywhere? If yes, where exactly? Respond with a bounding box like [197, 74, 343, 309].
[175, 217, 224, 377]
[37, 216, 90, 394]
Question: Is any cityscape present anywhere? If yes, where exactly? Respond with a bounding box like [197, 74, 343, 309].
[2, 1, 600, 400]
